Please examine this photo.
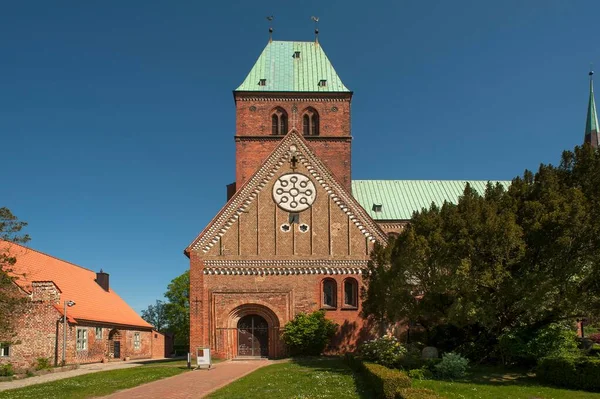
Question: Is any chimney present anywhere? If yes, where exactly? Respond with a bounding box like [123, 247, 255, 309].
[96, 269, 109, 292]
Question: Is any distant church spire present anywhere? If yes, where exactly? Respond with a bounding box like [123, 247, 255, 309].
[585, 68, 600, 148]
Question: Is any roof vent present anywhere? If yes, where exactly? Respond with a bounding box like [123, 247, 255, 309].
[372, 203, 382, 212]
[258, 79, 267, 86]
[293, 51, 301, 59]
[318, 79, 327, 87]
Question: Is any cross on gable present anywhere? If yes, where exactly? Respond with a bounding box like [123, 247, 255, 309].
[290, 155, 298, 170]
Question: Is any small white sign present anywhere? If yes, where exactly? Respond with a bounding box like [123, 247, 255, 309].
[196, 347, 212, 369]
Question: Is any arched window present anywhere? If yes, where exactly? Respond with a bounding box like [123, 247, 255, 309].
[322, 279, 337, 308]
[271, 108, 288, 135]
[302, 108, 319, 136]
[343, 278, 358, 308]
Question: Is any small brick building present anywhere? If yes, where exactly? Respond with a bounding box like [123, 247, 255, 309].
[1, 242, 165, 371]
[185, 38, 511, 359]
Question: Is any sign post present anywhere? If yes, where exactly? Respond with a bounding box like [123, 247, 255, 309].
[196, 347, 212, 370]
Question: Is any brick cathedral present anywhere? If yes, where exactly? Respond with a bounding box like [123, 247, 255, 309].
[184, 36, 599, 359]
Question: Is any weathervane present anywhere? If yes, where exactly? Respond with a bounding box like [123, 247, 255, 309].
[311, 16, 319, 43]
[267, 16, 274, 42]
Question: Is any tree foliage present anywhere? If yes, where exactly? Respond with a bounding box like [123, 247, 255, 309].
[0, 207, 31, 341]
[362, 145, 600, 361]
[141, 299, 168, 332]
[141, 270, 189, 347]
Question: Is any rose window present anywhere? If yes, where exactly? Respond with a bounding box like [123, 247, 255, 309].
[273, 173, 316, 212]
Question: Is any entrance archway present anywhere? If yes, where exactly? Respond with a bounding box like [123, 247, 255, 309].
[237, 314, 268, 357]
[108, 329, 121, 359]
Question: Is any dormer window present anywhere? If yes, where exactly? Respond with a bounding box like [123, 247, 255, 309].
[271, 107, 288, 135]
[372, 203, 382, 212]
[302, 108, 319, 136]
[293, 51, 301, 59]
[318, 79, 327, 87]
[258, 79, 267, 86]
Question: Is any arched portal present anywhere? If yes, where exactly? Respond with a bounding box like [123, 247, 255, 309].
[108, 329, 122, 359]
[237, 314, 268, 357]
[224, 303, 281, 358]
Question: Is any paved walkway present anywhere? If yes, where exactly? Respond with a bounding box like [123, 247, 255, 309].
[103, 360, 272, 399]
[0, 358, 169, 392]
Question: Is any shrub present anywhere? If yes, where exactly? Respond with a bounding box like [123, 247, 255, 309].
[537, 356, 600, 391]
[0, 364, 14, 377]
[359, 336, 407, 368]
[434, 352, 468, 379]
[396, 388, 442, 399]
[589, 333, 600, 344]
[363, 362, 411, 399]
[498, 323, 579, 366]
[408, 367, 432, 380]
[281, 310, 337, 356]
[344, 353, 363, 371]
[35, 357, 51, 371]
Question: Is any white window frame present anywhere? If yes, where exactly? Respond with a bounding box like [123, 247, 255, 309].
[0, 344, 10, 357]
[133, 332, 141, 351]
[76, 328, 88, 351]
[95, 327, 103, 339]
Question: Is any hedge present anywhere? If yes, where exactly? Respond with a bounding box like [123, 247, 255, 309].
[537, 356, 600, 391]
[396, 388, 443, 399]
[363, 362, 412, 399]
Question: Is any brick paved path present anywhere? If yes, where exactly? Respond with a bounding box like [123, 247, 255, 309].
[103, 360, 272, 399]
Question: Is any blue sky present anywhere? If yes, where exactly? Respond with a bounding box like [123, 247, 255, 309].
[1, 1, 598, 312]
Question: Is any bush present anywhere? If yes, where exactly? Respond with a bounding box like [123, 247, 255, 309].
[0, 364, 14, 377]
[408, 367, 432, 380]
[537, 356, 600, 391]
[396, 388, 442, 399]
[363, 362, 411, 399]
[498, 323, 579, 366]
[281, 310, 337, 356]
[35, 357, 51, 371]
[359, 336, 407, 368]
[434, 352, 468, 379]
[589, 333, 600, 344]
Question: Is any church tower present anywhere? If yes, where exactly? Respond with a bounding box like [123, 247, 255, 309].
[233, 37, 353, 192]
[584, 70, 599, 147]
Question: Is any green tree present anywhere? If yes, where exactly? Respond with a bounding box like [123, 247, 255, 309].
[164, 270, 190, 348]
[0, 207, 31, 340]
[362, 145, 600, 361]
[141, 300, 168, 332]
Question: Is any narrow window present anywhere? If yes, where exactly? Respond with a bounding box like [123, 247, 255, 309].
[289, 212, 299, 224]
[76, 328, 88, 351]
[322, 279, 337, 308]
[134, 332, 141, 350]
[302, 108, 320, 136]
[95, 327, 103, 339]
[271, 108, 288, 135]
[344, 278, 358, 307]
[0, 344, 10, 357]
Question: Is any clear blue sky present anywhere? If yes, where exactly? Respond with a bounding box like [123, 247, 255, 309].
[2, 1, 598, 312]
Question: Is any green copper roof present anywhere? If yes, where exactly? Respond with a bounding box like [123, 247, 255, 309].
[236, 41, 349, 92]
[352, 180, 511, 221]
[586, 73, 599, 137]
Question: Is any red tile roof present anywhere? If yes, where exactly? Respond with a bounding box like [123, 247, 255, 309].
[2, 241, 152, 329]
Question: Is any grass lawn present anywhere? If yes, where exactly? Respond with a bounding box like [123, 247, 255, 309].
[413, 366, 600, 399]
[0, 359, 190, 399]
[208, 357, 373, 399]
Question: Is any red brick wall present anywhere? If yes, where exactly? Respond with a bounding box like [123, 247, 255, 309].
[234, 93, 352, 191]
[151, 331, 166, 358]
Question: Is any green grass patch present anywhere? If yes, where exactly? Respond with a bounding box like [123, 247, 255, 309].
[0, 359, 189, 399]
[413, 366, 600, 399]
[208, 357, 374, 399]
